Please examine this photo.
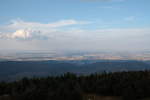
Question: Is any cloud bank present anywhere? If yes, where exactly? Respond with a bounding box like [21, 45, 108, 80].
[0, 19, 89, 40]
[0, 19, 150, 52]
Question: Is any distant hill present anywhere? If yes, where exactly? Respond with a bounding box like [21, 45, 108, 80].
[0, 60, 150, 81]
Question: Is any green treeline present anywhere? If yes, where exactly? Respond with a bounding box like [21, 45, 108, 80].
[0, 71, 150, 100]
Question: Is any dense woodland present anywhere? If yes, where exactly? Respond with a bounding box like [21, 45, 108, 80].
[0, 71, 150, 100]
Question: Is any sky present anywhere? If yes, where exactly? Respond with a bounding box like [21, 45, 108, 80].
[0, 0, 150, 52]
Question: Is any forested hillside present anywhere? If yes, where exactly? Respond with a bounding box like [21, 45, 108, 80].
[0, 60, 150, 81]
[0, 71, 150, 100]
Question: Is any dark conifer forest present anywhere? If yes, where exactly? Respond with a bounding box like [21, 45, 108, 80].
[0, 71, 150, 100]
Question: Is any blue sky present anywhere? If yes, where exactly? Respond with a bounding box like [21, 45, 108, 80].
[0, 0, 150, 52]
[0, 0, 150, 28]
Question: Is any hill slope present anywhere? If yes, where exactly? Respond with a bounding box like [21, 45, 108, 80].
[0, 60, 150, 81]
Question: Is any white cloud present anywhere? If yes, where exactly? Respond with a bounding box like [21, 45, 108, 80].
[0, 29, 50, 40]
[0, 19, 90, 40]
[7, 19, 89, 30]
[0, 19, 150, 52]
[11, 29, 31, 39]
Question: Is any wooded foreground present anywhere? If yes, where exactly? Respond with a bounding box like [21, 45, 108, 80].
[1, 71, 150, 100]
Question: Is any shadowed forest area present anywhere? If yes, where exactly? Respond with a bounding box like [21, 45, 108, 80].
[0, 71, 150, 100]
